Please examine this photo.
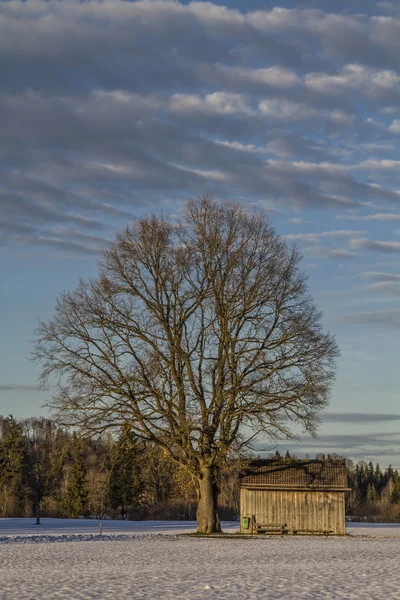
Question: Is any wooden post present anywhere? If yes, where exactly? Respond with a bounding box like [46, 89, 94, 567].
[99, 522, 103, 535]
[251, 515, 255, 534]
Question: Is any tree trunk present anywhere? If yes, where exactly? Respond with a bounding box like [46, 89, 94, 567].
[34, 499, 41, 525]
[196, 466, 221, 534]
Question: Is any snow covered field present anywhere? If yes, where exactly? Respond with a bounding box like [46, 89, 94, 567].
[0, 517, 238, 539]
[1, 520, 400, 599]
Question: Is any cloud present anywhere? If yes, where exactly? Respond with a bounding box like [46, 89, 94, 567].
[305, 64, 400, 101]
[283, 230, 363, 244]
[265, 132, 332, 160]
[358, 271, 400, 297]
[355, 159, 400, 170]
[283, 230, 362, 260]
[322, 412, 400, 423]
[201, 64, 301, 92]
[257, 430, 400, 465]
[350, 238, 400, 253]
[214, 141, 267, 154]
[388, 119, 400, 134]
[337, 308, 400, 326]
[0, 385, 43, 392]
[360, 271, 400, 282]
[169, 92, 253, 116]
[24, 235, 108, 256]
[303, 246, 358, 260]
[1, 0, 400, 256]
[287, 217, 312, 225]
[358, 143, 395, 151]
[337, 213, 400, 222]
[259, 100, 353, 124]
[377, 2, 400, 15]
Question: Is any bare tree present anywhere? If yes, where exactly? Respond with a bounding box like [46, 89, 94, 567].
[33, 197, 338, 533]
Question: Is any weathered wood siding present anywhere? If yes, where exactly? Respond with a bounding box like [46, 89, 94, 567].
[240, 488, 346, 535]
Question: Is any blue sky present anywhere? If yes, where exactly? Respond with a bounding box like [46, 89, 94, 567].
[1, 0, 400, 467]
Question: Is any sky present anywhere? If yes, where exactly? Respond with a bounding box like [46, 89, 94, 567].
[1, 0, 400, 467]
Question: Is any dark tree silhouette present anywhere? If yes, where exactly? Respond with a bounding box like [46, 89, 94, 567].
[0, 416, 25, 516]
[62, 435, 88, 518]
[23, 419, 64, 524]
[109, 425, 142, 518]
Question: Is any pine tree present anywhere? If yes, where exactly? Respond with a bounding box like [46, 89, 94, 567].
[374, 463, 383, 496]
[62, 436, 88, 518]
[366, 483, 377, 504]
[391, 481, 400, 504]
[367, 461, 374, 485]
[109, 425, 142, 519]
[23, 418, 64, 524]
[0, 416, 26, 516]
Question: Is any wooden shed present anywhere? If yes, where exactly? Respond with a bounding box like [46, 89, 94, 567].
[239, 458, 350, 535]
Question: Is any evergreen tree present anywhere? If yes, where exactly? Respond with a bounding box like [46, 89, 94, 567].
[354, 462, 366, 502]
[109, 425, 142, 518]
[23, 418, 64, 524]
[62, 436, 88, 518]
[391, 480, 400, 504]
[374, 463, 383, 496]
[366, 483, 377, 504]
[386, 464, 395, 482]
[0, 416, 26, 516]
[367, 461, 374, 486]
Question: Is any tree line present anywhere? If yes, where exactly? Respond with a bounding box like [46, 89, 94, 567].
[346, 458, 400, 521]
[0, 415, 240, 523]
[1, 414, 400, 523]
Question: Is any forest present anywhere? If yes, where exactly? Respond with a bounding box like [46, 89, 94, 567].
[1, 415, 400, 522]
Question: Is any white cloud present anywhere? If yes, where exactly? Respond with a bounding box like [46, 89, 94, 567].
[355, 159, 400, 170]
[286, 217, 311, 225]
[258, 100, 352, 123]
[358, 143, 395, 151]
[170, 163, 230, 182]
[259, 99, 315, 120]
[350, 238, 400, 253]
[213, 65, 300, 89]
[284, 230, 362, 244]
[214, 140, 267, 154]
[303, 246, 358, 260]
[380, 106, 398, 114]
[388, 119, 400, 134]
[266, 160, 348, 175]
[337, 213, 400, 222]
[304, 64, 400, 96]
[169, 92, 252, 116]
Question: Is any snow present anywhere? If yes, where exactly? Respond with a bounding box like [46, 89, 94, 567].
[347, 522, 400, 537]
[1, 520, 400, 599]
[1, 517, 399, 539]
[0, 517, 238, 537]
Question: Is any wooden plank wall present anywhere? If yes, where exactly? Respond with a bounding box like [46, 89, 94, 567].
[240, 488, 346, 535]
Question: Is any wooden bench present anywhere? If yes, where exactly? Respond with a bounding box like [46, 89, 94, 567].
[253, 523, 287, 535]
[289, 529, 334, 535]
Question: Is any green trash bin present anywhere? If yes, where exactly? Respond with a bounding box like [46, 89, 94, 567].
[242, 516, 250, 530]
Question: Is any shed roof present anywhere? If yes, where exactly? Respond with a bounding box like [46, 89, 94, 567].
[240, 458, 348, 490]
